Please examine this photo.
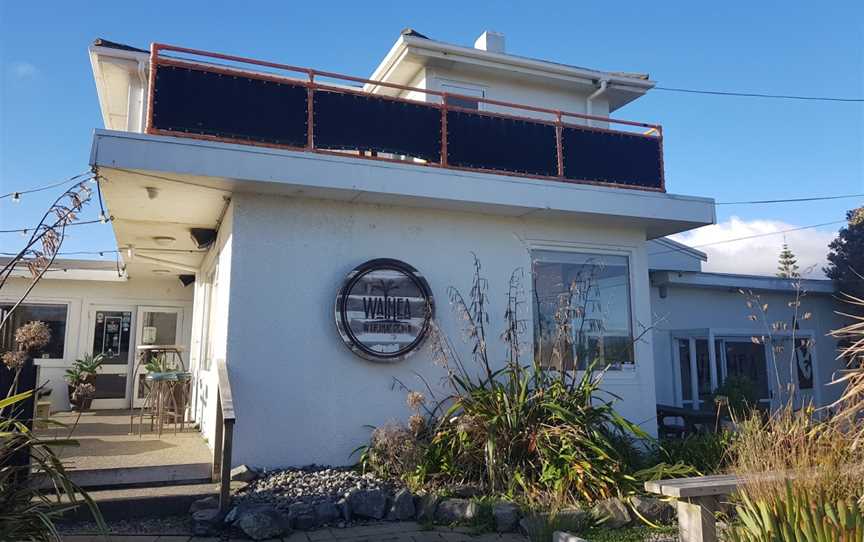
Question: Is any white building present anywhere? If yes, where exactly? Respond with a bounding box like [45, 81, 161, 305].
[56, 30, 843, 470]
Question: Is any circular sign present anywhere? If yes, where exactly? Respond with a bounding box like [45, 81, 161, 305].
[335, 259, 435, 362]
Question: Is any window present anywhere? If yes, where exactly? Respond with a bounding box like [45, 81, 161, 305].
[677, 338, 718, 409]
[441, 82, 485, 111]
[532, 250, 633, 370]
[0, 303, 68, 359]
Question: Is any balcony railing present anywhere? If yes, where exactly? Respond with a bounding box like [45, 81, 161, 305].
[146, 43, 665, 191]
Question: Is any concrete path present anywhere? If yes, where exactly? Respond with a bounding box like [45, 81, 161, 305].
[60, 522, 529, 541]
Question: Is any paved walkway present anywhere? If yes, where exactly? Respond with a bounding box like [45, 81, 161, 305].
[60, 522, 528, 541]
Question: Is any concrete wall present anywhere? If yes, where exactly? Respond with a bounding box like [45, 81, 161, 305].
[650, 284, 845, 410]
[223, 192, 658, 468]
[1, 275, 193, 412]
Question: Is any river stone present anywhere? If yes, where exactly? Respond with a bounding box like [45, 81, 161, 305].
[386, 488, 415, 521]
[591, 498, 631, 529]
[234, 504, 291, 540]
[289, 502, 317, 530]
[337, 497, 352, 521]
[230, 464, 260, 483]
[435, 498, 477, 524]
[630, 495, 675, 524]
[192, 508, 222, 536]
[415, 494, 440, 522]
[347, 488, 388, 519]
[315, 501, 341, 524]
[493, 502, 521, 532]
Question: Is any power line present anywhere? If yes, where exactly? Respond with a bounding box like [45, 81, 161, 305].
[648, 220, 845, 256]
[0, 249, 118, 256]
[0, 216, 113, 234]
[717, 193, 864, 205]
[654, 86, 864, 103]
[0, 172, 94, 200]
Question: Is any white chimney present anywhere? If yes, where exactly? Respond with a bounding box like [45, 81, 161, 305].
[474, 31, 505, 53]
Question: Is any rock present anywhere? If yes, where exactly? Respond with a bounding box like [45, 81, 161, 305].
[189, 495, 219, 514]
[337, 497, 352, 522]
[234, 504, 291, 540]
[630, 495, 675, 524]
[449, 484, 482, 498]
[557, 508, 589, 529]
[289, 502, 317, 530]
[552, 532, 589, 542]
[191, 508, 222, 536]
[493, 501, 520, 532]
[435, 498, 477, 524]
[415, 494, 439, 522]
[387, 488, 415, 521]
[591, 498, 631, 529]
[230, 464, 260, 483]
[315, 501, 341, 525]
[347, 488, 388, 519]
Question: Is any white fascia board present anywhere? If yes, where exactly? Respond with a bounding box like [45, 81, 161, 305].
[654, 237, 708, 261]
[365, 36, 655, 104]
[89, 45, 149, 131]
[7, 267, 125, 282]
[651, 270, 835, 294]
[90, 129, 715, 237]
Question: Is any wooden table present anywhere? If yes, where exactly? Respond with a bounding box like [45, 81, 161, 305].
[645, 474, 741, 542]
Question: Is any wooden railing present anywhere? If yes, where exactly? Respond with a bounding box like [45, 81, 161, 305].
[212, 358, 235, 514]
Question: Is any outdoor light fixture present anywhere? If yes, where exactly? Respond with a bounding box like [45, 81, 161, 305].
[152, 269, 172, 275]
[11, 192, 21, 203]
[145, 187, 160, 200]
[153, 236, 177, 247]
[179, 274, 195, 287]
[189, 228, 217, 249]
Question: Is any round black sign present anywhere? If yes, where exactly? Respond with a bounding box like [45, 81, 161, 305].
[335, 259, 434, 362]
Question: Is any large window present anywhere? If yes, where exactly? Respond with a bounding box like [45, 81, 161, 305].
[532, 250, 633, 370]
[0, 303, 68, 359]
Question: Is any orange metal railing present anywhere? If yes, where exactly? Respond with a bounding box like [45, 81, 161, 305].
[146, 43, 665, 192]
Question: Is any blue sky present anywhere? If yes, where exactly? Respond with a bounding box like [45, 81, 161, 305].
[1, 1, 862, 275]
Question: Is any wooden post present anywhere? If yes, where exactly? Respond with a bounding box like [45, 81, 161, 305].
[676, 498, 717, 542]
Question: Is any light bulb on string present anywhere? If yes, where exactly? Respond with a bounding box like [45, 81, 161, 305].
[11, 193, 21, 203]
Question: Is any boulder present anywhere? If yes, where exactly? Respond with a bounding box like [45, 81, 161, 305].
[233, 504, 291, 540]
[449, 484, 482, 498]
[315, 501, 341, 525]
[386, 488, 416, 521]
[347, 488, 388, 519]
[189, 495, 219, 514]
[337, 497, 352, 522]
[434, 498, 477, 524]
[415, 494, 440, 522]
[493, 501, 521, 532]
[553, 532, 589, 542]
[289, 502, 317, 530]
[191, 508, 222, 536]
[591, 498, 631, 529]
[630, 495, 675, 524]
[230, 464, 260, 483]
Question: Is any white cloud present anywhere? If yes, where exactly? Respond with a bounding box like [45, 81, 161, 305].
[670, 216, 837, 278]
[11, 62, 38, 79]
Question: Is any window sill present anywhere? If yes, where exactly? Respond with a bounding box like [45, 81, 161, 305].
[33, 359, 69, 368]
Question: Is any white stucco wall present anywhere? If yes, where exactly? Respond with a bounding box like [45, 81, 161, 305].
[222, 192, 658, 468]
[1, 275, 193, 412]
[650, 284, 845, 410]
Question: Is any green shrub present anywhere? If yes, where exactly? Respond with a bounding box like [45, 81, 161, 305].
[657, 431, 735, 475]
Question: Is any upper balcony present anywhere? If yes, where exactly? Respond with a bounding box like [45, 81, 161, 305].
[141, 44, 665, 192]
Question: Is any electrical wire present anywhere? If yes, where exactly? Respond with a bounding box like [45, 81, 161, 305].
[0, 216, 113, 234]
[717, 194, 864, 205]
[654, 86, 864, 103]
[0, 172, 94, 200]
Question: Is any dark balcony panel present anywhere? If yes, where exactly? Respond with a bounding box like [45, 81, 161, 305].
[446, 111, 558, 176]
[151, 65, 308, 146]
[562, 126, 663, 188]
[313, 91, 441, 162]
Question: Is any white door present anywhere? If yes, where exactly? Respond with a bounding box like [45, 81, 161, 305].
[87, 306, 135, 409]
[131, 306, 184, 408]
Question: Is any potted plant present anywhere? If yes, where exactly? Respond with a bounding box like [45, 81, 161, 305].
[65, 353, 104, 411]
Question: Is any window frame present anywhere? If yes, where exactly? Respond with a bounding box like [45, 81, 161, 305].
[528, 244, 638, 373]
[0, 300, 71, 363]
[438, 79, 487, 111]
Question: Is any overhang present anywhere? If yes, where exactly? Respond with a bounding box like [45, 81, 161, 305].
[0, 257, 126, 282]
[651, 270, 836, 295]
[91, 129, 715, 276]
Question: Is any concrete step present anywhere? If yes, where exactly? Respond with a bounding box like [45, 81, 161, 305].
[65, 462, 212, 489]
[62, 481, 220, 522]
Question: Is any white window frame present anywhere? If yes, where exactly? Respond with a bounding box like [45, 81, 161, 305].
[437, 78, 487, 111]
[528, 242, 638, 376]
[0, 299, 72, 365]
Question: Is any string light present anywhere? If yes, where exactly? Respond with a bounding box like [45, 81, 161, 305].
[11, 193, 20, 203]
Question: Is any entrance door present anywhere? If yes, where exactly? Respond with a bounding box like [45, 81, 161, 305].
[131, 307, 184, 408]
[88, 307, 135, 409]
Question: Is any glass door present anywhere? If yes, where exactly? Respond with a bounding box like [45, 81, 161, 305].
[132, 307, 184, 408]
[719, 339, 775, 410]
[88, 307, 135, 409]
